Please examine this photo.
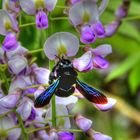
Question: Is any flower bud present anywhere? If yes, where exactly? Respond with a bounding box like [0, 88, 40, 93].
[74, 114, 92, 132]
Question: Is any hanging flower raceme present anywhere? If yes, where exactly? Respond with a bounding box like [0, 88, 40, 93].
[19, 0, 57, 29]
[69, 0, 108, 44]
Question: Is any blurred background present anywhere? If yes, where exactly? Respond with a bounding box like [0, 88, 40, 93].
[0, 0, 140, 140]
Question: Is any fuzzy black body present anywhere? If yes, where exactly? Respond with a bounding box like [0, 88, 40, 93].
[49, 59, 77, 97]
[34, 58, 108, 108]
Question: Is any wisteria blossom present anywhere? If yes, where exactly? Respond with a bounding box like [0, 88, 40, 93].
[0, 0, 132, 139]
[69, 0, 107, 44]
[0, 10, 19, 36]
[73, 44, 112, 72]
[19, 0, 57, 29]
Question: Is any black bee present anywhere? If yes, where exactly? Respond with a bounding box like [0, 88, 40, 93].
[34, 57, 108, 108]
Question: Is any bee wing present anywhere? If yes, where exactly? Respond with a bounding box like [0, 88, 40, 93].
[76, 79, 108, 104]
[34, 79, 60, 108]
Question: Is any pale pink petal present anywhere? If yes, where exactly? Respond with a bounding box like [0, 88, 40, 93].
[92, 44, 112, 57]
[73, 51, 93, 72]
[94, 98, 116, 111]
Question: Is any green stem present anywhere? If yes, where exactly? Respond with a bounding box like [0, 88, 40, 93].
[15, 111, 29, 140]
[19, 22, 36, 28]
[27, 126, 50, 134]
[58, 129, 83, 133]
[0, 67, 9, 94]
[122, 15, 140, 21]
[56, 5, 69, 9]
[29, 48, 43, 54]
[50, 17, 68, 21]
[52, 95, 57, 127]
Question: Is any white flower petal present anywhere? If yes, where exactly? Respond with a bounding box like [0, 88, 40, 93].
[44, 32, 79, 60]
[94, 98, 117, 111]
[8, 55, 28, 75]
[17, 97, 33, 121]
[46, 104, 71, 129]
[69, 0, 99, 26]
[44, 0, 57, 11]
[19, 0, 36, 15]
[56, 95, 78, 106]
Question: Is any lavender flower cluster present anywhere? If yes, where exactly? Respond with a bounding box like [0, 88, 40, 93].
[0, 0, 130, 140]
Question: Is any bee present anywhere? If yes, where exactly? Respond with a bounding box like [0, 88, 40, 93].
[34, 57, 108, 108]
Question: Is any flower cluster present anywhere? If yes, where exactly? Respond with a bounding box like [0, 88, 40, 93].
[0, 0, 130, 140]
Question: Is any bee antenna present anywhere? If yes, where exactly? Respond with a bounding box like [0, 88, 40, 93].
[55, 55, 61, 60]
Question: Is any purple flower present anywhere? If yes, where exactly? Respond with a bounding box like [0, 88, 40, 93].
[8, 55, 28, 75]
[0, 93, 20, 115]
[70, 0, 81, 5]
[5, 42, 28, 60]
[2, 32, 18, 52]
[93, 132, 112, 140]
[19, 0, 57, 29]
[105, 21, 121, 37]
[69, 0, 107, 44]
[91, 21, 105, 38]
[80, 25, 96, 44]
[75, 114, 92, 132]
[73, 44, 112, 72]
[32, 67, 50, 84]
[36, 9, 48, 29]
[9, 75, 33, 93]
[17, 97, 36, 121]
[0, 116, 21, 140]
[37, 130, 49, 140]
[44, 32, 79, 60]
[3, 0, 20, 18]
[58, 131, 75, 140]
[0, 10, 19, 36]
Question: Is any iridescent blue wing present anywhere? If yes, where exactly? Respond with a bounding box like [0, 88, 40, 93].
[76, 79, 107, 104]
[34, 79, 60, 108]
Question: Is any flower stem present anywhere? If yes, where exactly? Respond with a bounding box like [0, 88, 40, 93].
[52, 95, 57, 127]
[29, 48, 43, 54]
[50, 17, 68, 21]
[58, 129, 83, 133]
[15, 111, 29, 140]
[19, 22, 36, 28]
[122, 15, 140, 21]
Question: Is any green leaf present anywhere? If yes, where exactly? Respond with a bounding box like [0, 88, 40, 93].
[106, 51, 140, 82]
[128, 63, 140, 94]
